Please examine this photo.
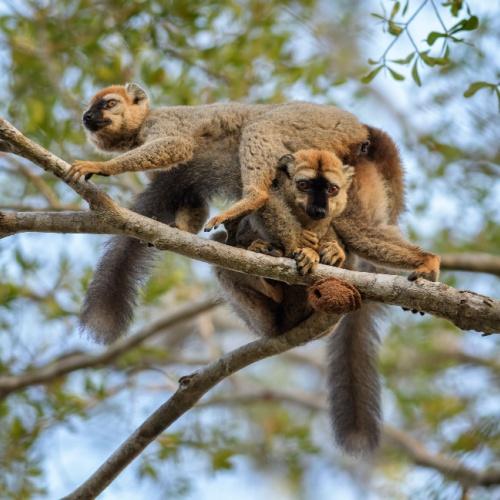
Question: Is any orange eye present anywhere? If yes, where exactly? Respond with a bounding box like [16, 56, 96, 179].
[296, 180, 310, 191]
[106, 99, 118, 108]
[327, 184, 339, 196]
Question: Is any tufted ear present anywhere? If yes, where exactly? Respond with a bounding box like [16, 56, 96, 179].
[277, 153, 295, 179]
[125, 82, 149, 105]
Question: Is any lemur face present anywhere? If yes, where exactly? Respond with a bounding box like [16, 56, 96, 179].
[82, 83, 149, 136]
[277, 150, 354, 220]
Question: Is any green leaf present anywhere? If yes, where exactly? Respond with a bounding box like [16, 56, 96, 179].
[411, 61, 421, 86]
[390, 1, 400, 19]
[463, 15, 478, 30]
[211, 449, 235, 470]
[388, 67, 405, 81]
[427, 31, 445, 46]
[388, 21, 403, 36]
[463, 81, 493, 97]
[361, 65, 383, 84]
[391, 52, 415, 65]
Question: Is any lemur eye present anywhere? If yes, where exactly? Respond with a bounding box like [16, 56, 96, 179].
[296, 180, 310, 191]
[327, 184, 340, 196]
[106, 99, 118, 108]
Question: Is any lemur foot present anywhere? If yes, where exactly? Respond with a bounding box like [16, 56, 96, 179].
[408, 254, 441, 282]
[307, 277, 362, 314]
[293, 247, 320, 275]
[319, 240, 346, 267]
[247, 239, 283, 257]
[402, 307, 425, 316]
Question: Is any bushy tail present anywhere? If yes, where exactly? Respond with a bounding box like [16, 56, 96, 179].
[327, 301, 383, 455]
[80, 173, 176, 344]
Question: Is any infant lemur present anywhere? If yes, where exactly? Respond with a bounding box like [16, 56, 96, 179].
[241, 149, 353, 276]
[73, 83, 441, 455]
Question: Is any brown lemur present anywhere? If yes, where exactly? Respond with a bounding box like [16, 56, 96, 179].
[214, 138, 440, 456]
[242, 149, 354, 277]
[73, 83, 440, 456]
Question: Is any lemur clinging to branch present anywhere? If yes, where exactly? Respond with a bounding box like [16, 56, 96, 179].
[242, 149, 353, 276]
[213, 143, 439, 456]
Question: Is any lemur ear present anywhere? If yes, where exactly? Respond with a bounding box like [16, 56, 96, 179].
[277, 154, 295, 178]
[359, 140, 370, 155]
[125, 82, 149, 105]
[342, 165, 355, 186]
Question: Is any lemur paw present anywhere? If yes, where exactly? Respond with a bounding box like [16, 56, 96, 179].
[66, 160, 108, 183]
[247, 239, 283, 257]
[408, 255, 441, 282]
[204, 214, 229, 232]
[319, 241, 346, 267]
[298, 229, 319, 251]
[293, 247, 320, 275]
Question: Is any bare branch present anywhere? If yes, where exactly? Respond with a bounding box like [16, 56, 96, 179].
[384, 426, 500, 487]
[63, 312, 337, 499]
[0, 296, 220, 397]
[441, 252, 500, 277]
[0, 210, 116, 237]
[199, 389, 500, 488]
[0, 117, 117, 211]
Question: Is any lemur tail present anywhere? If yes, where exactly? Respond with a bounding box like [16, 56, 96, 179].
[327, 301, 384, 455]
[80, 173, 175, 344]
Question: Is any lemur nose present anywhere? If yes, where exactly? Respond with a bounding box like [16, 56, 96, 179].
[309, 206, 326, 219]
[83, 111, 94, 124]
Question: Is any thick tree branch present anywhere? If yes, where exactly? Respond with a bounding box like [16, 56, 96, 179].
[63, 312, 337, 500]
[0, 210, 116, 237]
[1, 207, 499, 334]
[0, 296, 220, 398]
[0, 116, 499, 334]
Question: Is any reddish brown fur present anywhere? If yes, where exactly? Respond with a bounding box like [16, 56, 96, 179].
[90, 85, 132, 105]
[364, 126, 405, 222]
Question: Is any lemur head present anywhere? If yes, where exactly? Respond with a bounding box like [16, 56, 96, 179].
[82, 83, 150, 151]
[276, 149, 354, 221]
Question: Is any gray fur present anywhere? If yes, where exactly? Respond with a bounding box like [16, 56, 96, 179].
[328, 300, 383, 455]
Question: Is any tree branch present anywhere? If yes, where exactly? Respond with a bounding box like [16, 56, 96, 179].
[0, 113, 498, 334]
[0, 296, 220, 398]
[63, 312, 337, 499]
[0, 210, 116, 237]
[440, 252, 500, 277]
[198, 389, 500, 488]
[384, 426, 500, 488]
[0, 117, 117, 211]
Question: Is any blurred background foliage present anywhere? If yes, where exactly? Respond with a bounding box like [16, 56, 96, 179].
[0, 0, 498, 498]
